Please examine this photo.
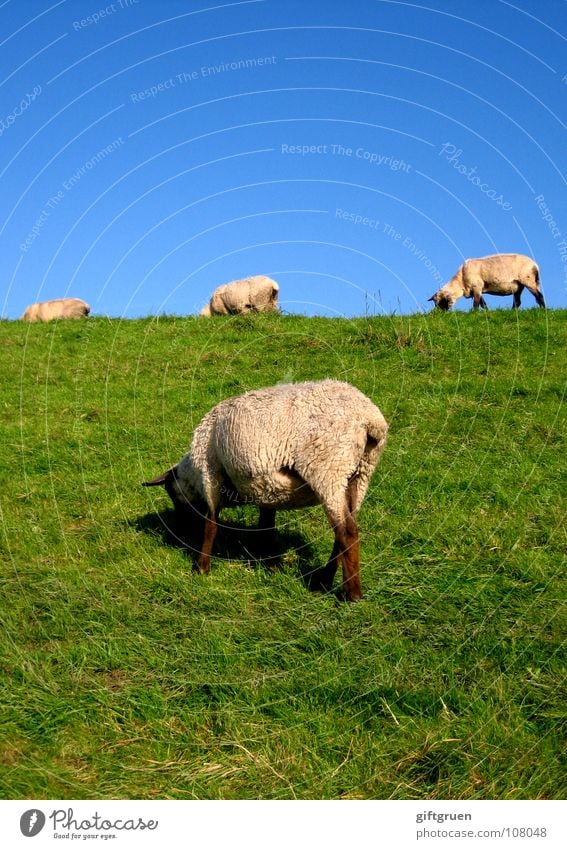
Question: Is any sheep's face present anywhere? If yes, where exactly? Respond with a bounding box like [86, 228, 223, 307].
[143, 465, 199, 513]
[164, 467, 202, 514]
[428, 290, 453, 311]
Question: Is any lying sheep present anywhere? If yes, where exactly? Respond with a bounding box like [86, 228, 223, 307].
[21, 297, 90, 322]
[200, 275, 279, 316]
[143, 380, 388, 601]
[428, 254, 545, 310]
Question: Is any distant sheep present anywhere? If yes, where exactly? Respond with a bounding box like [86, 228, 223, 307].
[21, 297, 91, 322]
[143, 380, 388, 601]
[200, 275, 279, 316]
[429, 254, 545, 310]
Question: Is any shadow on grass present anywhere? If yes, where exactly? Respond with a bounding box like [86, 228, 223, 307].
[131, 508, 332, 595]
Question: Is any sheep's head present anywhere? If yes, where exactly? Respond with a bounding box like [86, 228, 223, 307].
[142, 464, 199, 513]
[428, 289, 453, 311]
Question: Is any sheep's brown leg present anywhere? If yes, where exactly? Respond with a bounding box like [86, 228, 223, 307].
[196, 511, 218, 574]
[513, 284, 523, 309]
[337, 514, 362, 601]
[315, 481, 362, 599]
[342, 480, 362, 600]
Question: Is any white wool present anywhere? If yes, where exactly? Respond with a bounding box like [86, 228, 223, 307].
[200, 275, 279, 316]
[172, 379, 388, 525]
[21, 298, 90, 322]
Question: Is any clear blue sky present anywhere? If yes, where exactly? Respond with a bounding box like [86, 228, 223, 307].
[1, 0, 565, 318]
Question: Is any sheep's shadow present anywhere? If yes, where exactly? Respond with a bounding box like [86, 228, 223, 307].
[132, 507, 324, 591]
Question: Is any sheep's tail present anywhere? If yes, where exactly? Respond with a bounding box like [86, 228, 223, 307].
[531, 264, 546, 307]
[348, 414, 388, 513]
[366, 414, 389, 454]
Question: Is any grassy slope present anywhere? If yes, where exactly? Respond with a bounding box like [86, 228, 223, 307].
[0, 309, 565, 800]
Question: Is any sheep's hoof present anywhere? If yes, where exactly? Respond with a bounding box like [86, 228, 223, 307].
[346, 593, 363, 602]
[337, 584, 362, 601]
[338, 587, 363, 602]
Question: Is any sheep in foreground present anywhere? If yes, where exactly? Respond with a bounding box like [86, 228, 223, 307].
[428, 254, 545, 310]
[143, 380, 388, 601]
[21, 297, 90, 322]
[200, 275, 279, 316]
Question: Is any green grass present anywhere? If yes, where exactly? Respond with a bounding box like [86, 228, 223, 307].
[0, 309, 565, 799]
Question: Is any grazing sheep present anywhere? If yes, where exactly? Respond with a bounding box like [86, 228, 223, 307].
[200, 275, 279, 316]
[143, 380, 388, 601]
[21, 297, 90, 322]
[428, 254, 545, 310]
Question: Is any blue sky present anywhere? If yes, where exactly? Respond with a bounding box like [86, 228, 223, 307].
[1, 0, 565, 318]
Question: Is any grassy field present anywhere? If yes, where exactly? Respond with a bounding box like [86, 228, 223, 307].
[0, 309, 565, 800]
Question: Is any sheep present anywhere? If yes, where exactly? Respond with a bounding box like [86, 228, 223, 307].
[200, 275, 279, 316]
[428, 254, 545, 310]
[21, 297, 91, 322]
[143, 380, 388, 601]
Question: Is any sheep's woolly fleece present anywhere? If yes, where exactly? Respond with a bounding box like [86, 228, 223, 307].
[21, 297, 90, 322]
[200, 275, 279, 316]
[171, 380, 388, 523]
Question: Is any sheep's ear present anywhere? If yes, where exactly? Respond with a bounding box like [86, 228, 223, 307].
[142, 466, 176, 487]
[428, 295, 437, 302]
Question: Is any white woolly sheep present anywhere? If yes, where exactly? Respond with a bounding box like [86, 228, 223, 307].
[143, 380, 388, 601]
[200, 275, 279, 316]
[429, 254, 545, 310]
[21, 297, 91, 322]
